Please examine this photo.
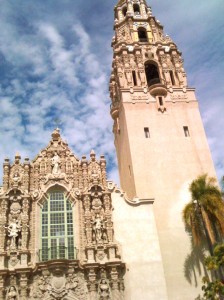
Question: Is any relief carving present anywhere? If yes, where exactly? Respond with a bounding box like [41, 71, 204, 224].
[98, 279, 111, 300]
[30, 271, 88, 300]
[6, 285, 19, 300]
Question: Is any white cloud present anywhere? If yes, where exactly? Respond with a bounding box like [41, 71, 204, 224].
[0, 5, 118, 184]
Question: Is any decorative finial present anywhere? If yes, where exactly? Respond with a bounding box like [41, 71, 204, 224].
[90, 150, 96, 161]
[51, 128, 60, 141]
[14, 152, 21, 164]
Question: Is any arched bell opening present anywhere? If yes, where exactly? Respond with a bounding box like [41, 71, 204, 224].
[145, 62, 160, 86]
[138, 27, 148, 43]
[122, 6, 127, 17]
[133, 4, 140, 15]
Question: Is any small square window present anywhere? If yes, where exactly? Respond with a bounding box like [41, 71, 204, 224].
[144, 127, 150, 138]
[183, 126, 190, 137]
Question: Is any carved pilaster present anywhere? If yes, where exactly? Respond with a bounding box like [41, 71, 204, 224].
[81, 156, 88, 189]
[20, 273, 28, 300]
[23, 158, 30, 192]
[111, 267, 120, 300]
[21, 197, 29, 250]
[0, 198, 7, 251]
[46, 152, 52, 174]
[0, 275, 5, 300]
[140, 0, 147, 16]
[73, 162, 79, 188]
[127, 0, 134, 15]
[100, 155, 107, 188]
[83, 194, 92, 246]
[88, 268, 97, 300]
[3, 159, 10, 192]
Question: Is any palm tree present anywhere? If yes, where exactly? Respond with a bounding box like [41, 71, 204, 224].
[183, 174, 224, 254]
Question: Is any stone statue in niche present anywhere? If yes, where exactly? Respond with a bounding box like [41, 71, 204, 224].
[11, 172, 21, 188]
[6, 286, 19, 300]
[93, 214, 103, 243]
[93, 214, 107, 244]
[98, 279, 111, 299]
[51, 152, 61, 174]
[5, 218, 21, 249]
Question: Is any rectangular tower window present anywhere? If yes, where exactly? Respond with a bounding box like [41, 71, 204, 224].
[158, 97, 163, 106]
[128, 165, 131, 176]
[144, 127, 150, 138]
[132, 71, 137, 86]
[183, 126, 190, 137]
[169, 70, 175, 85]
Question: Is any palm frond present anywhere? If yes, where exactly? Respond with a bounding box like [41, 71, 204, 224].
[183, 174, 224, 247]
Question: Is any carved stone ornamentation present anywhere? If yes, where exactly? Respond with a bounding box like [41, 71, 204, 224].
[51, 152, 61, 175]
[6, 285, 19, 300]
[0, 129, 125, 299]
[5, 219, 21, 251]
[30, 271, 88, 300]
[98, 279, 111, 300]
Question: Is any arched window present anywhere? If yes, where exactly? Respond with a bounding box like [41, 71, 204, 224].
[138, 28, 148, 42]
[133, 4, 140, 15]
[145, 62, 160, 86]
[122, 6, 127, 17]
[40, 191, 75, 261]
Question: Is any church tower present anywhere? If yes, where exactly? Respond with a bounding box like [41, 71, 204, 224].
[110, 0, 217, 298]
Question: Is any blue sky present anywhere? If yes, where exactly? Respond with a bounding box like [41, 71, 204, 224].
[0, 0, 223, 185]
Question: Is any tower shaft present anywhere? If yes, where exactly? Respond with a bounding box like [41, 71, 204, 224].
[110, 0, 216, 298]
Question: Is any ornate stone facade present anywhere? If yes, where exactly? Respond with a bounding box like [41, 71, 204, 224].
[110, 0, 187, 134]
[0, 129, 125, 299]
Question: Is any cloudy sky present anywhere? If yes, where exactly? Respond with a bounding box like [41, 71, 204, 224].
[0, 0, 223, 185]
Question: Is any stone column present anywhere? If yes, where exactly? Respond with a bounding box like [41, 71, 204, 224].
[89, 283, 97, 300]
[127, 0, 134, 15]
[3, 159, 10, 191]
[88, 268, 97, 300]
[117, 8, 123, 21]
[111, 281, 121, 300]
[140, 0, 146, 16]
[100, 156, 107, 187]
[20, 273, 28, 300]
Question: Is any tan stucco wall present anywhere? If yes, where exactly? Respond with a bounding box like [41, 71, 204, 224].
[114, 90, 216, 299]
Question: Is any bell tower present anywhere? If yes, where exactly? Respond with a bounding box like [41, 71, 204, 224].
[110, 0, 216, 298]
